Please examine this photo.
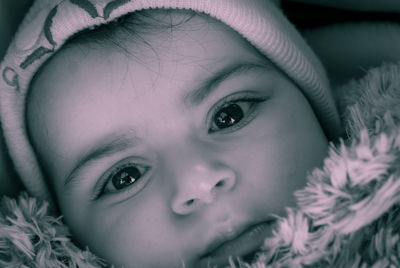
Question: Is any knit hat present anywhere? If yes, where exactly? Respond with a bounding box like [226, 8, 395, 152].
[0, 0, 341, 201]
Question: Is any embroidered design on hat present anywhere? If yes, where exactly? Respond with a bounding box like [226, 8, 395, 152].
[70, 0, 99, 18]
[15, 0, 137, 74]
[20, 47, 54, 69]
[104, 0, 131, 19]
[19, 3, 60, 69]
[44, 5, 59, 46]
[2, 67, 20, 91]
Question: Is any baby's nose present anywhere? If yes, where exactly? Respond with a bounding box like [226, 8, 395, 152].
[171, 165, 236, 215]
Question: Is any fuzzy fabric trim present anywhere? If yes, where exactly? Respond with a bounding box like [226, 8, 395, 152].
[1, 61, 400, 267]
[247, 61, 400, 268]
[0, 193, 105, 267]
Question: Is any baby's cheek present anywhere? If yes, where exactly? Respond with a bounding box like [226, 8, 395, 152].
[234, 113, 321, 196]
[63, 191, 188, 266]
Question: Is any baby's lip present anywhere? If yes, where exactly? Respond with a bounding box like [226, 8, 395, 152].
[199, 218, 276, 266]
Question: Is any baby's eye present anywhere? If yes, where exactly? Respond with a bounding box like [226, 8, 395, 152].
[209, 96, 266, 133]
[213, 102, 244, 130]
[103, 164, 149, 194]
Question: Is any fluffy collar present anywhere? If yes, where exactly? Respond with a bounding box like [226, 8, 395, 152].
[251, 61, 400, 268]
[1, 61, 400, 267]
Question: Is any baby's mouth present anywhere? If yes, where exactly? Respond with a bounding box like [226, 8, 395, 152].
[199, 219, 275, 267]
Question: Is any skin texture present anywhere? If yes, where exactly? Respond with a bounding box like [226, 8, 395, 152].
[26, 13, 328, 267]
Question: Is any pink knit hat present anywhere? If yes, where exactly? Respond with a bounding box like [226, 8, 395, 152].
[0, 0, 341, 200]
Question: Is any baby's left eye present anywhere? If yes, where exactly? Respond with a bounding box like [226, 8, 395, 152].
[209, 97, 265, 133]
[213, 102, 245, 129]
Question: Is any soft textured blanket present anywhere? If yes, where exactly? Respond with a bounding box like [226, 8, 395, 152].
[1, 60, 400, 267]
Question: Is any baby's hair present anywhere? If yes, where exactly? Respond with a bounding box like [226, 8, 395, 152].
[65, 9, 200, 57]
[30, 9, 201, 94]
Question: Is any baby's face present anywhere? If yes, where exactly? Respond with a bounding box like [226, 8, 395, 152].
[27, 14, 328, 267]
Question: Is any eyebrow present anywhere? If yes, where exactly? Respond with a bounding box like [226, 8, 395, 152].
[64, 133, 138, 187]
[184, 61, 272, 106]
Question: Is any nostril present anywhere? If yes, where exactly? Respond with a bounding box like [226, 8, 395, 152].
[184, 198, 196, 207]
[172, 171, 236, 215]
[214, 175, 235, 192]
[215, 180, 225, 188]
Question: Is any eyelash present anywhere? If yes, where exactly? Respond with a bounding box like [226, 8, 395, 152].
[208, 92, 268, 134]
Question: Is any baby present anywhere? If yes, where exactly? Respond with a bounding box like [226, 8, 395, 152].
[0, 0, 342, 267]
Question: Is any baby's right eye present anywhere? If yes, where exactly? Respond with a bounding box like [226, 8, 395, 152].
[102, 163, 150, 195]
